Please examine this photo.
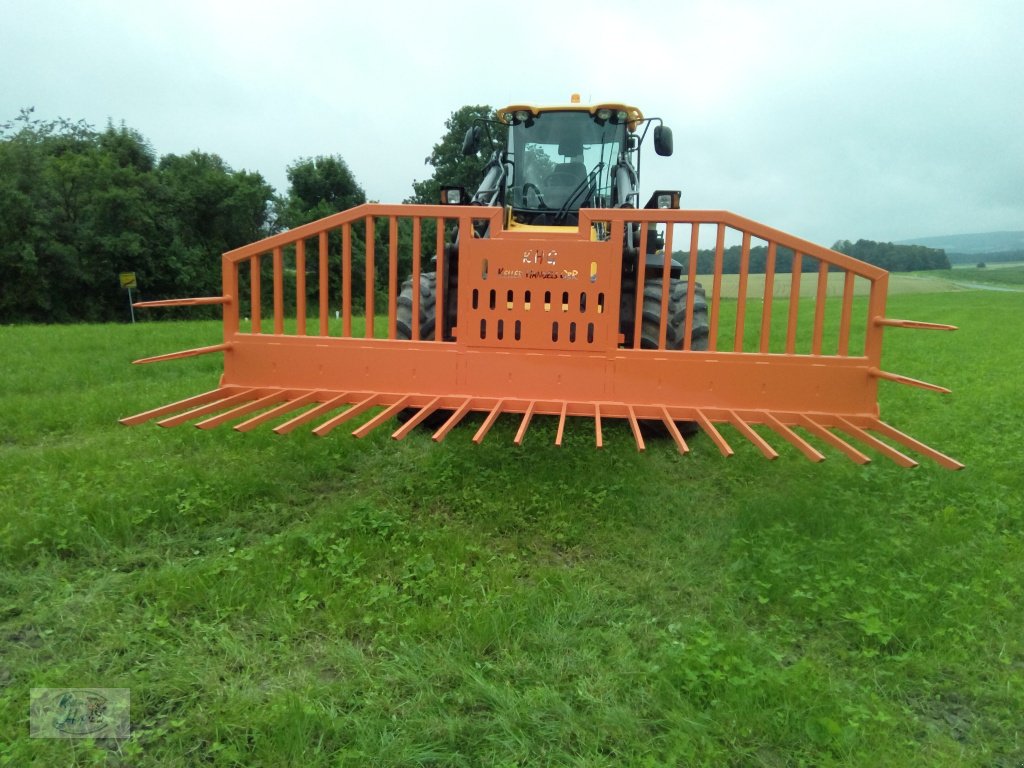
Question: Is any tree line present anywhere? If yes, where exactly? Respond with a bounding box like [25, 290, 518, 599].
[668, 238, 949, 276]
[0, 109, 371, 323]
[1, 105, 949, 323]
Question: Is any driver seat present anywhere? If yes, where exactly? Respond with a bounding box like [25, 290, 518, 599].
[543, 162, 588, 208]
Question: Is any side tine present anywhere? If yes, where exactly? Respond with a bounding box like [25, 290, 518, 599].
[759, 411, 825, 462]
[473, 400, 505, 444]
[836, 417, 918, 468]
[432, 398, 473, 442]
[514, 401, 536, 446]
[352, 396, 412, 439]
[554, 402, 568, 446]
[234, 391, 320, 432]
[627, 405, 646, 452]
[594, 403, 604, 449]
[156, 389, 259, 428]
[695, 409, 733, 457]
[799, 415, 871, 464]
[391, 396, 442, 440]
[313, 394, 380, 437]
[659, 406, 689, 454]
[727, 410, 778, 460]
[866, 418, 964, 471]
[195, 390, 288, 430]
[120, 387, 238, 426]
[274, 393, 351, 435]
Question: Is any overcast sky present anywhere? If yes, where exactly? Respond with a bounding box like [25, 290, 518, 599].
[2, 0, 1022, 245]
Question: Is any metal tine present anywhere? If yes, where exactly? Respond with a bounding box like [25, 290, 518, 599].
[119, 387, 239, 426]
[554, 402, 568, 446]
[835, 416, 918, 468]
[594, 403, 604, 449]
[274, 393, 352, 435]
[757, 411, 825, 463]
[196, 390, 290, 430]
[865, 418, 964, 471]
[391, 396, 442, 440]
[798, 415, 871, 464]
[659, 406, 689, 454]
[432, 398, 473, 442]
[352, 396, 412, 439]
[473, 400, 505, 444]
[156, 389, 260, 428]
[513, 401, 536, 446]
[727, 410, 778, 460]
[694, 409, 733, 457]
[626, 405, 646, 452]
[234, 392, 321, 432]
[313, 394, 381, 437]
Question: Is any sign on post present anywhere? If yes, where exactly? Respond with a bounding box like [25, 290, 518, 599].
[120, 272, 137, 323]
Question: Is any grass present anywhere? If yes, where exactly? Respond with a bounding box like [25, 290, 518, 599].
[1, 288, 1022, 766]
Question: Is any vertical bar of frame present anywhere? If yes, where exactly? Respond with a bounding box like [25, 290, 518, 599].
[318, 231, 329, 336]
[632, 225, 649, 348]
[863, 272, 888, 368]
[657, 221, 674, 349]
[759, 242, 777, 353]
[838, 270, 855, 356]
[709, 223, 725, 351]
[435, 216, 445, 340]
[273, 246, 284, 335]
[411, 217, 422, 339]
[734, 231, 751, 352]
[222, 253, 239, 338]
[342, 223, 352, 337]
[295, 238, 306, 336]
[786, 252, 803, 353]
[388, 216, 399, 339]
[250, 254, 261, 333]
[812, 259, 829, 355]
[365, 216, 375, 338]
[684, 223, 700, 350]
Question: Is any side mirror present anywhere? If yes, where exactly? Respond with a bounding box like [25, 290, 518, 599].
[653, 125, 674, 157]
[462, 125, 483, 156]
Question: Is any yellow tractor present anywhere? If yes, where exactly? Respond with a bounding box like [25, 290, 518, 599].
[123, 97, 961, 468]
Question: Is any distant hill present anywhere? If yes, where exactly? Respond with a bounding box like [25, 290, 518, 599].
[897, 231, 1024, 264]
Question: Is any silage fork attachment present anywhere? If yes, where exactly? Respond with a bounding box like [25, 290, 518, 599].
[123, 204, 962, 469]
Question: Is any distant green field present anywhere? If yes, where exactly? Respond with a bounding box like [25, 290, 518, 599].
[1, 290, 1022, 766]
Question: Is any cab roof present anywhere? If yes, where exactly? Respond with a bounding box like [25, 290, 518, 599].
[496, 100, 644, 126]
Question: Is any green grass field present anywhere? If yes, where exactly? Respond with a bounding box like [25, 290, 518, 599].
[1, 288, 1022, 766]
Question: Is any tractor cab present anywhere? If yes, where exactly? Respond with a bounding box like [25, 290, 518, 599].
[461, 99, 674, 232]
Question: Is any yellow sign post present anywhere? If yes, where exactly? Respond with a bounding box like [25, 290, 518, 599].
[119, 273, 138, 323]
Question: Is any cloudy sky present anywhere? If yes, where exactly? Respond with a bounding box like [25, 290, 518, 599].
[2, 0, 1021, 245]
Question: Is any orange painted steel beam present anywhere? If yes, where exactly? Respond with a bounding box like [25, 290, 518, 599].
[234, 391, 321, 432]
[156, 389, 260, 428]
[274, 394, 351, 435]
[120, 387, 243, 426]
[432, 398, 473, 442]
[391, 396, 442, 440]
[659, 407, 689, 454]
[133, 343, 231, 365]
[133, 296, 229, 308]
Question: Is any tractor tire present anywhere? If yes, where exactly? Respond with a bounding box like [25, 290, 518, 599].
[621, 277, 711, 439]
[395, 271, 452, 429]
[621, 277, 710, 351]
[396, 272, 438, 341]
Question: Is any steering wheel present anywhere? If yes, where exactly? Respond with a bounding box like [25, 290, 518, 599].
[523, 182, 548, 208]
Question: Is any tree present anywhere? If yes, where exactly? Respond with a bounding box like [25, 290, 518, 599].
[277, 155, 365, 228]
[407, 105, 498, 204]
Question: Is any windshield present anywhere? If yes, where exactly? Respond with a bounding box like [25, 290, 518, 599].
[508, 111, 625, 224]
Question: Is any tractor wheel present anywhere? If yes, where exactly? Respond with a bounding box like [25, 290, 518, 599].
[621, 277, 711, 439]
[396, 272, 438, 341]
[395, 272, 452, 429]
[621, 277, 710, 351]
